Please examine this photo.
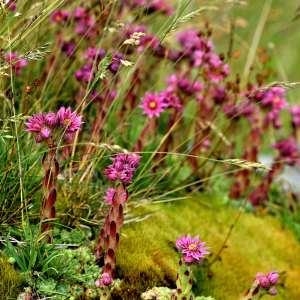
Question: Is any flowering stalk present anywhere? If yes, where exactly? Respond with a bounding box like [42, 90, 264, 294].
[25, 107, 82, 238]
[95, 184, 128, 281]
[230, 127, 262, 199]
[134, 91, 170, 152]
[95, 153, 140, 287]
[174, 258, 193, 299]
[248, 138, 299, 206]
[248, 161, 283, 206]
[174, 235, 209, 299]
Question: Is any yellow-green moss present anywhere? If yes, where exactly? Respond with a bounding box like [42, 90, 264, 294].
[0, 254, 21, 300]
[116, 196, 300, 299]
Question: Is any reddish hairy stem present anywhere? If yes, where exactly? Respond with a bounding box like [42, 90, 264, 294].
[41, 145, 59, 240]
[248, 160, 283, 206]
[230, 127, 262, 199]
[96, 184, 128, 280]
[133, 118, 156, 152]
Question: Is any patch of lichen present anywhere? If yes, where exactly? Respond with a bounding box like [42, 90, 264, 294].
[116, 195, 300, 299]
[0, 253, 21, 300]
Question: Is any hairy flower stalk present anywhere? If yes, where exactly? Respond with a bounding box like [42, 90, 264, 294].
[248, 138, 299, 205]
[25, 107, 82, 239]
[174, 235, 209, 299]
[230, 127, 262, 199]
[41, 141, 59, 237]
[95, 153, 140, 287]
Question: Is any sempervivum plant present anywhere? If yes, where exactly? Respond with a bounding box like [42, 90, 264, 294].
[26, 107, 82, 239]
[174, 235, 209, 299]
[95, 153, 141, 288]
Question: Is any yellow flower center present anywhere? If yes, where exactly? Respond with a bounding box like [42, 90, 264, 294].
[55, 15, 62, 22]
[63, 118, 71, 126]
[188, 243, 198, 251]
[148, 101, 157, 109]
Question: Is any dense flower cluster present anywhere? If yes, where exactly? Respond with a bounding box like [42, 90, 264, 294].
[51, 10, 70, 23]
[256, 271, 279, 295]
[176, 235, 209, 264]
[61, 41, 76, 57]
[95, 272, 113, 287]
[51, 7, 98, 38]
[26, 107, 82, 143]
[75, 64, 94, 83]
[104, 153, 141, 184]
[249, 86, 287, 129]
[167, 74, 203, 98]
[273, 138, 299, 166]
[176, 29, 229, 81]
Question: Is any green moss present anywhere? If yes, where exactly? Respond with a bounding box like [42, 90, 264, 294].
[0, 254, 21, 300]
[116, 196, 300, 299]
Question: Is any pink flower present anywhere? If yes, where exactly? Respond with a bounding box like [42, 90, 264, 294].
[95, 272, 113, 287]
[104, 153, 141, 184]
[51, 10, 70, 23]
[104, 188, 116, 205]
[148, 0, 173, 15]
[73, 7, 87, 20]
[61, 41, 76, 57]
[273, 138, 299, 166]
[256, 273, 271, 289]
[56, 107, 83, 134]
[167, 74, 203, 96]
[75, 15, 96, 38]
[140, 92, 167, 118]
[5, 52, 28, 75]
[26, 108, 82, 144]
[261, 87, 287, 110]
[75, 64, 94, 83]
[256, 271, 279, 295]
[176, 235, 209, 264]
[267, 272, 279, 285]
[108, 53, 124, 74]
[25, 113, 53, 143]
[212, 86, 227, 105]
[104, 187, 128, 205]
[44, 112, 58, 126]
[85, 47, 106, 62]
[159, 90, 182, 111]
[124, 0, 173, 15]
[264, 110, 282, 129]
[204, 53, 229, 82]
[72, 7, 97, 38]
[176, 29, 213, 67]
